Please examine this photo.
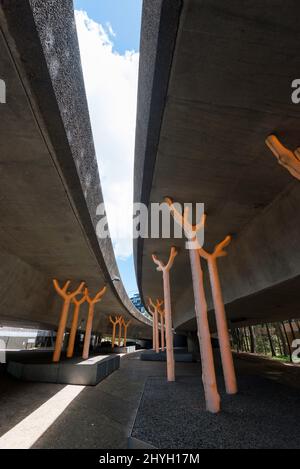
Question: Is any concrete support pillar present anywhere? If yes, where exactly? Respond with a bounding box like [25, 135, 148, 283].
[199, 235, 237, 395]
[162, 269, 175, 381]
[148, 298, 162, 353]
[152, 315, 156, 350]
[159, 308, 165, 352]
[152, 247, 177, 382]
[154, 307, 159, 352]
[189, 248, 220, 413]
[109, 315, 122, 349]
[146, 305, 156, 350]
[52, 280, 85, 363]
[67, 293, 87, 358]
[118, 319, 122, 347]
[82, 286, 107, 360]
[165, 198, 220, 413]
[83, 303, 95, 359]
[122, 319, 131, 347]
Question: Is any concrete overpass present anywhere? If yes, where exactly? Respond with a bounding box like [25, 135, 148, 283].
[134, 0, 300, 334]
[0, 0, 151, 338]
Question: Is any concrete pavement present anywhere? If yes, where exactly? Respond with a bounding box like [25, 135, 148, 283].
[1, 352, 300, 448]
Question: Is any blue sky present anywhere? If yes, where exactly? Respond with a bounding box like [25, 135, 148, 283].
[75, 0, 142, 53]
[74, 1, 142, 297]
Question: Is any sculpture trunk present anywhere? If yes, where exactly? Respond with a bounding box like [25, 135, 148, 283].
[154, 309, 159, 353]
[207, 257, 237, 395]
[160, 314, 165, 352]
[112, 324, 116, 349]
[124, 326, 127, 347]
[82, 303, 95, 359]
[163, 270, 175, 382]
[152, 317, 156, 350]
[189, 248, 220, 413]
[53, 299, 71, 363]
[118, 322, 122, 347]
[67, 303, 80, 358]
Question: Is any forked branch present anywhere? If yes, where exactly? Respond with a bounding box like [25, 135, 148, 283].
[85, 286, 107, 305]
[148, 297, 156, 315]
[122, 318, 131, 328]
[213, 235, 231, 258]
[109, 314, 122, 326]
[266, 134, 300, 180]
[53, 279, 85, 300]
[72, 291, 88, 307]
[198, 235, 231, 261]
[152, 247, 178, 273]
[165, 197, 206, 239]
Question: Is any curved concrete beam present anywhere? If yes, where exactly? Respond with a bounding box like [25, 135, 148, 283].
[0, 0, 151, 337]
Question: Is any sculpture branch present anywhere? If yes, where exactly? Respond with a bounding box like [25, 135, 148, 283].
[152, 254, 164, 272]
[53, 279, 71, 298]
[72, 282, 85, 299]
[165, 197, 206, 239]
[213, 235, 231, 259]
[148, 297, 156, 313]
[72, 291, 88, 307]
[165, 247, 178, 272]
[266, 134, 300, 180]
[109, 315, 122, 325]
[157, 301, 164, 314]
[122, 318, 131, 328]
[85, 286, 107, 305]
[94, 286, 107, 302]
[152, 247, 178, 273]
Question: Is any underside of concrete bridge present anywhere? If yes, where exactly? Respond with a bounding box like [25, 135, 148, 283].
[0, 0, 150, 339]
[134, 0, 300, 333]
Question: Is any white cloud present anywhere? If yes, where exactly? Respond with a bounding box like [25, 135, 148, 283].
[106, 21, 116, 38]
[75, 10, 139, 259]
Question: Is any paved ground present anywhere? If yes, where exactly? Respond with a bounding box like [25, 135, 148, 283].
[0, 352, 169, 448]
[0, 351, 300, 448]
[0, 364, 65, 438]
